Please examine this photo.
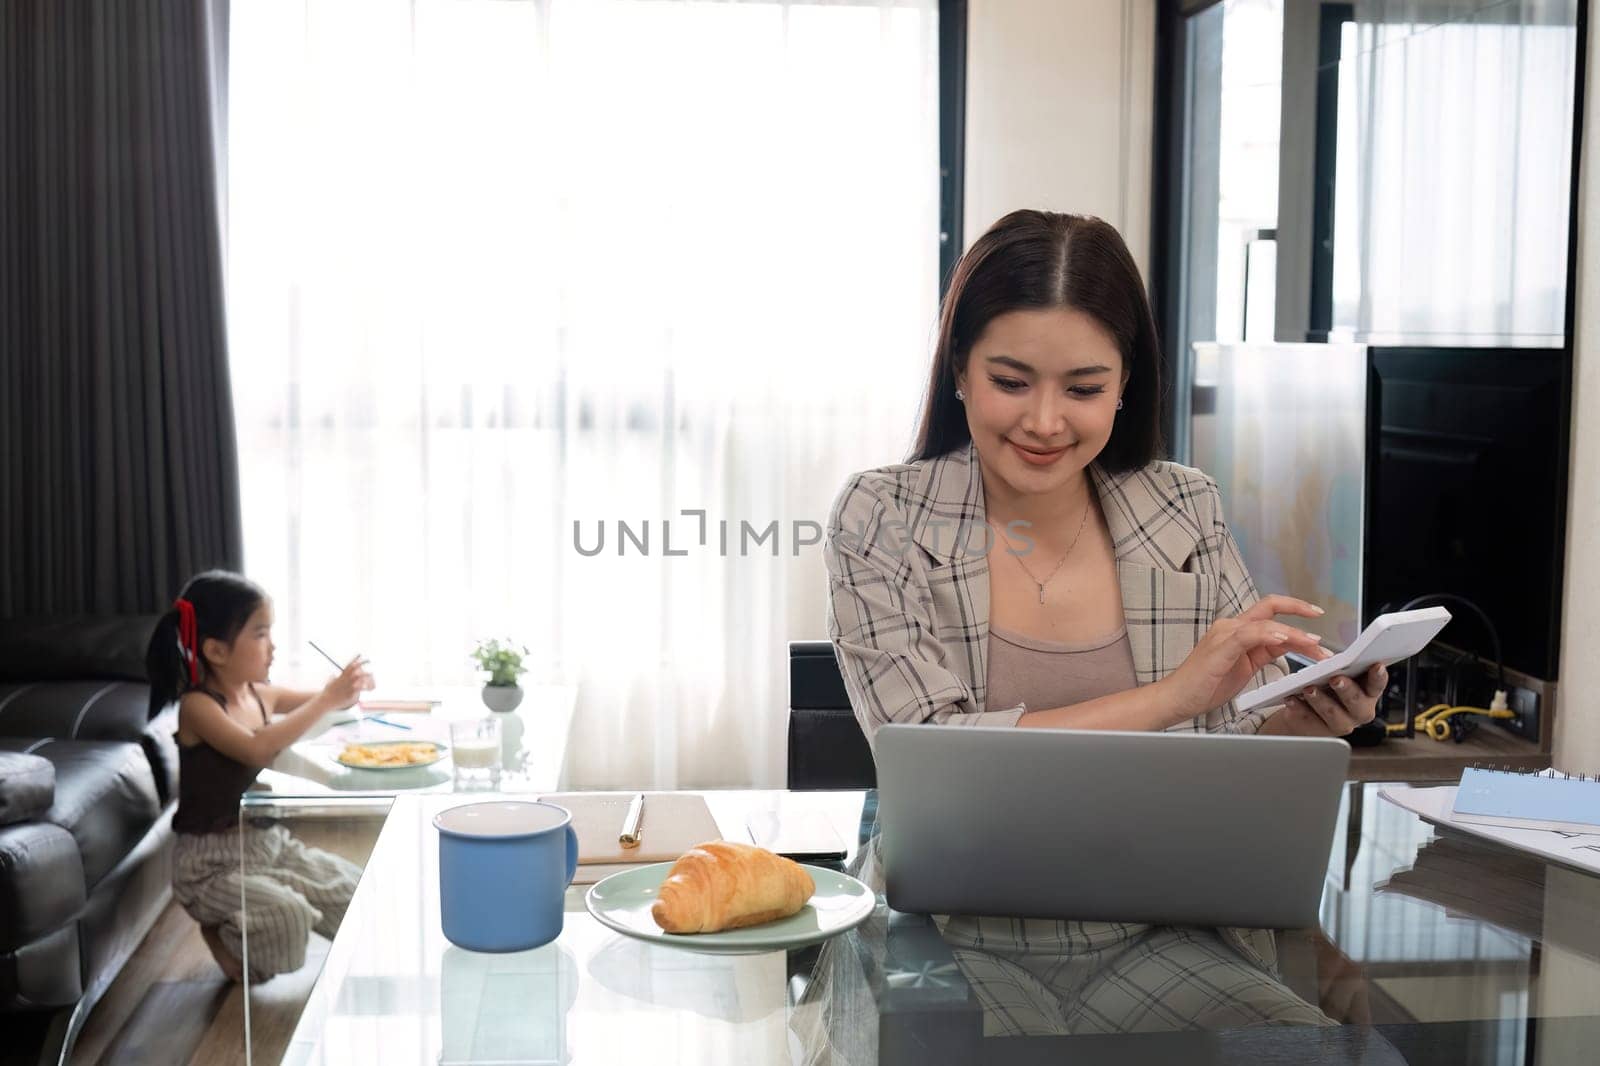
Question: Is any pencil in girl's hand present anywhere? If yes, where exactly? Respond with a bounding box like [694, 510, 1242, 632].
[308, 640, 365, 672]
[307, 640, 343, 670]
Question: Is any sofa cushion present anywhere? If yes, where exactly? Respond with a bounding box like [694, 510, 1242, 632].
[0, 752, 54, 825]
[0, 822, 86, 953]
[0, 922, 83, 1010]
[0, 739, 160, 889]
[0, 680, 155, 743]
[0, 616, 159, 683]
[0, 683, 178, 806]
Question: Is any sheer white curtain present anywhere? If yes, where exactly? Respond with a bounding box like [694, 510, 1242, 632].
[226, 0, 939, 789]
[1343, 0, 1577, 344]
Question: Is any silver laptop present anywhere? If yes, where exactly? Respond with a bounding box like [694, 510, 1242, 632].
[875, 725, 1349, 929]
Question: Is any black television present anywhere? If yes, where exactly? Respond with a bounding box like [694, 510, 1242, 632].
[1363, 348, 1571, 682]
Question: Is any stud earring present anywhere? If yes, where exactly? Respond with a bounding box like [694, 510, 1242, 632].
[1116, 398, 1124, 410]
[954, 388, 966, 401]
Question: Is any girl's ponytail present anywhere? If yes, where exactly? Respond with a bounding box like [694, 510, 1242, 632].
[146, 608, 189, 719]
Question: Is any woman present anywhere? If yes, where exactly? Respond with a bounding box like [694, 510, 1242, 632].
[822, 210, 1380, 1035]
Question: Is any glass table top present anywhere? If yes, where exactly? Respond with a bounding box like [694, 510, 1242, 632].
[250, 786, 1600, 1066]
[243, 684, 578, 800]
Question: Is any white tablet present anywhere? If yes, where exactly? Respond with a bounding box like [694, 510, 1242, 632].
[1234, 606, 1453, 713]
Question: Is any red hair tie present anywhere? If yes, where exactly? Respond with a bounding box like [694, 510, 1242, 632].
[173, 598, 199, 685]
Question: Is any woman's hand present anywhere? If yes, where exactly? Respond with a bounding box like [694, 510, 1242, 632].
[321, 656, 376, 710]
[1159, 595, 1328, 722]
[1278, 665, 1386, 736]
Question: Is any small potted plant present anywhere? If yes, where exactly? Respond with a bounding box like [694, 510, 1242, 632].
[471, 638, 529, 713]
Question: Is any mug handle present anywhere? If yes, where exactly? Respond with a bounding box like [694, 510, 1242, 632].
[563, 823, 579, 885]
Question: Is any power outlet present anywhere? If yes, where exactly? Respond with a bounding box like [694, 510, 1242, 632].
[1499, 685, 1541, 741]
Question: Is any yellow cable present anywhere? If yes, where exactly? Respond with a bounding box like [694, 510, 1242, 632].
[1383, 703, 1517, 739]
[1385, 703, 1450, 735]
[1421, 705, 1516, 741]
[1414, 703, 1449, 727]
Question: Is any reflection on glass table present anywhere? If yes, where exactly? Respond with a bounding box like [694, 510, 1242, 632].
[439, 942, 579, 1065]
[243, 785, 1600, 1066]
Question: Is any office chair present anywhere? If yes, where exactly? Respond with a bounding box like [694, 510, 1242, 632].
[786, 641, 877, 790]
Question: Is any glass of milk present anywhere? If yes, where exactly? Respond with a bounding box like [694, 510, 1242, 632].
[450, 717, 503, 790]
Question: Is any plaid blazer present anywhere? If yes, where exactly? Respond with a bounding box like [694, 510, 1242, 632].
[822, 440, 1292, 972]
[824, 440, 1288, 742]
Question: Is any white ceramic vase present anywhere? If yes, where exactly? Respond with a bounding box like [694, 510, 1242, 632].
[482, 683, 524, 713]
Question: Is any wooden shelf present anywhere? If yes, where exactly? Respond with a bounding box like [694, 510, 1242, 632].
[1349, 727, 1549, 783]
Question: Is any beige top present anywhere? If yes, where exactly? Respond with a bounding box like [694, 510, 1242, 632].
[985, 624, 1139, 715]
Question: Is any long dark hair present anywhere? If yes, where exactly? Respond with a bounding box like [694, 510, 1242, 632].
[911, 210, 1164, 471]
[146, 570, 268, 717]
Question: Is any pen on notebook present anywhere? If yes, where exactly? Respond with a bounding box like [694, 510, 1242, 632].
[620, 793, 645, 849]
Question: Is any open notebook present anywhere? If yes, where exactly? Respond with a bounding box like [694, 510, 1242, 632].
[538, 792, 724, 885]
[1453, 768, 1600, 834]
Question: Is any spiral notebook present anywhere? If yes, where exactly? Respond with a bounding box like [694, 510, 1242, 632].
[1452, 768, 1600, 834]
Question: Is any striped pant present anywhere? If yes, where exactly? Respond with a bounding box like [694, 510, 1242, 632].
[172, 823, 361, 982]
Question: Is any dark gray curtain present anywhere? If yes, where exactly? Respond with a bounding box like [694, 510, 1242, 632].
[0, 0, 242, 615]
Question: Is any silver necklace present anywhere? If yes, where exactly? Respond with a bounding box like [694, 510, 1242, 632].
[997, 497, 1091, 604]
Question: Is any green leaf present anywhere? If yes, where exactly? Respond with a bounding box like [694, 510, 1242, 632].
[470, 637, 529, 687]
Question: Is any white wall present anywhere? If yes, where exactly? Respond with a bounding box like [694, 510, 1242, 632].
[1557, 3, 1600, 773]
[1274, 0, 1330, 342]
[963, 0, 1155, 275]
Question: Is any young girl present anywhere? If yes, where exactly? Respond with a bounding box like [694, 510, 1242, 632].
[146, 569, 375, 982]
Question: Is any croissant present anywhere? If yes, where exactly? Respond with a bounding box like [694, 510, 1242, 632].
[651, 841, 815, 934]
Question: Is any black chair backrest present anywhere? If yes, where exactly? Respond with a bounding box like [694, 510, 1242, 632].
[787, 641, 876, 790]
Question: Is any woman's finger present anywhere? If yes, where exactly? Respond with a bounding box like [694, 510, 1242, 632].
[1207, 615, 1241, 639]
[1245, 645, 1278, 673]
[1360, 663, 1388, 700]
[1250, 641, 1334, 678]
[1327, 675, 1374, 723]
[1227, 620, 1323, 657]
[1300, 684, 1356, 733]
[1239, 595, 1325, 623]
[1284, 694, 1314, 723]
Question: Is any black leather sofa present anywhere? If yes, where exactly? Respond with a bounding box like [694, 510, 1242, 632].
[0, 616, 177, 1063]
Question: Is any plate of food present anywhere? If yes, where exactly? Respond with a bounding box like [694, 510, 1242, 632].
[585, 841, 876, 955]
[335, 740, 448, 770]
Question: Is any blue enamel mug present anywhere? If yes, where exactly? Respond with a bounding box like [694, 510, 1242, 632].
[434, 801, 579, 952]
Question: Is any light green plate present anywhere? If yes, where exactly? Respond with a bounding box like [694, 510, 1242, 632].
[585, 862, 877, 955]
